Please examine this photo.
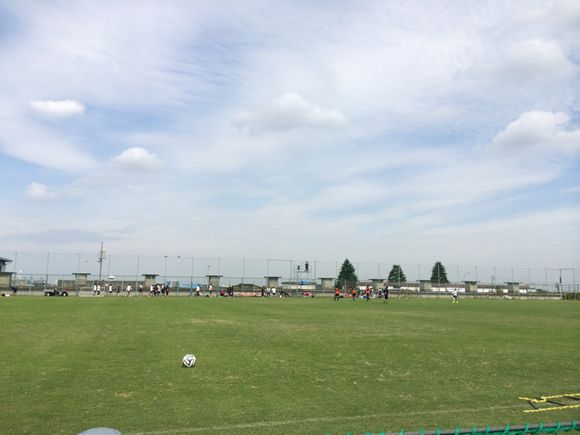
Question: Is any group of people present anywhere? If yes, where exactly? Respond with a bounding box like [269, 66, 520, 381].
[192, 284, 235, 297]
[334, 285, 390, 303]
[333, 285, 460, 303]
[92, 282, 170, 297]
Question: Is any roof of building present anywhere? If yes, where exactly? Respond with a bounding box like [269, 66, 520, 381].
[0, 257, 13, 263]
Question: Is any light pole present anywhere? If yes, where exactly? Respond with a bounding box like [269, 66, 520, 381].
[190, 257, 195, 294]
[207, 264, 211, 289]
[177, 255, 182, 294]
[76, 253, 81, 295]
[163, 256, 168, 285]
[45, 252, 50, 290]
[97, 242, 106, 284]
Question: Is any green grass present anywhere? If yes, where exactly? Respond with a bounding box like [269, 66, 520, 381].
[0, 296, 579, 435]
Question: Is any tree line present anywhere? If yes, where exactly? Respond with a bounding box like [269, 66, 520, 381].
[336, 259, 449, 288]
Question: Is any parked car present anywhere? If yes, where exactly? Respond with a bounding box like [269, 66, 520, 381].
[44, 289, 69, 296]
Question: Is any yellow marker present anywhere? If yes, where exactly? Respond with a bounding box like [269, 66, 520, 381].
[523, 404, 580, 413]
[519, 393, 580, 403]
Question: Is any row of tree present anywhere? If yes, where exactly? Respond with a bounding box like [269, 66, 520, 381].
[336, 259, 449, 288]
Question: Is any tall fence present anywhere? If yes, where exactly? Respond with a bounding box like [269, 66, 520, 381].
[1, 251, 578, 294]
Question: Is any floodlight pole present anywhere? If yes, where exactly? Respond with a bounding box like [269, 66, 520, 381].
[164, 255, 168, 285]
[76, 253, 81, 296]
[97, 242, 106, 283]
[190, 256, 194, 294]
[45, 252, 50, 290]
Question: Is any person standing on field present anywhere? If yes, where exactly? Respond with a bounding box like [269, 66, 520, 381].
[452, 288, 458, 303]
[334, 287, 341, 301]
[126, 284, 132, 297]
[383, 286, 389, 303]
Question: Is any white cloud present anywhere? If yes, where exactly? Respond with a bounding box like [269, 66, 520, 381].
[30, 100, 85, 117]
[234, 93, 347, 133]
[25, 182, 54, 200]
[497, 39, 577, 83]
[110, 147, 162, 171]
[1, 2, 579, 269]
[491, 111, 580, 154]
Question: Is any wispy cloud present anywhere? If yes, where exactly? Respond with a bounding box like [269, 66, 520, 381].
[234, 93, 347, 133]
[0, 1, 578, 269]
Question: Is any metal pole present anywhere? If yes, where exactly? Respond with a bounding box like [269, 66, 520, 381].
[240, 258, 245, 291]
[45, 252, 50, 289]
[164, 256, 168, 284]
[314, 260, 317, 280]
[136, 255, 140, 289]
[98, 242, 104, 284]
[190, 257, 194, 295]
[528, 268, 531, 286]
[76, 253, 81, 295]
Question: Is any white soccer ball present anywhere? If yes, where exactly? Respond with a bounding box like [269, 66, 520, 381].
[182, 354, 196, 367]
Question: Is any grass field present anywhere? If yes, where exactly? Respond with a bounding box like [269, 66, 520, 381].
[0, 296, 579, 435]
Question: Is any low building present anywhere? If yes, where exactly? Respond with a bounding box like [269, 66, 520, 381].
[0, 257, 13, 289]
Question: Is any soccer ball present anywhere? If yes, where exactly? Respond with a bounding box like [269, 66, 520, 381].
[182, 354, 196, 367]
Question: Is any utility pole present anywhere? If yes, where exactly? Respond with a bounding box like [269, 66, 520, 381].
[97, 242, 106, 284]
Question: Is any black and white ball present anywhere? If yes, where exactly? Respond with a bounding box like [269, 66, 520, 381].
[182, 354, 196, 367]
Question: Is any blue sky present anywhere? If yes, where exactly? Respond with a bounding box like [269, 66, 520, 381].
[0, 0, 579, 268]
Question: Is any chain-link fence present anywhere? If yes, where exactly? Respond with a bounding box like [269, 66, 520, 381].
[1, 251, 578, 296]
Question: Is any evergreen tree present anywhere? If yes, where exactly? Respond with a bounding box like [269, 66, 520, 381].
[336, 258, 358, 289]
[388, 264, 407, 284]
[430, 261, 449, 284]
